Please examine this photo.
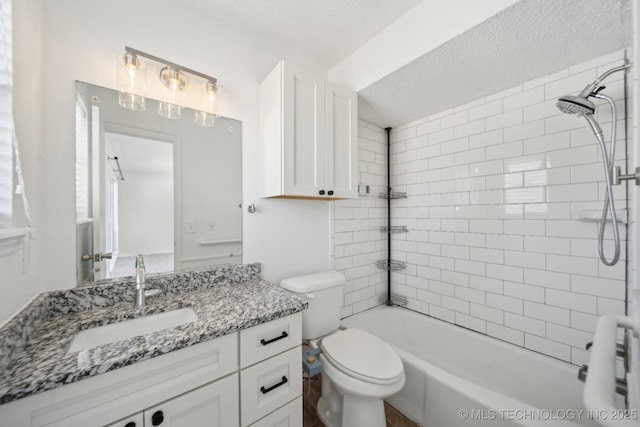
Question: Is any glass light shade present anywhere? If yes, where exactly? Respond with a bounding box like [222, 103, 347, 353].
[193, 110, 215, 127]
[158, 101, 182, 120]
[117, 52, 146, 111]
[193, 80, 220, 127]
[119, 92, 146, 111]
[158, 67, 186, 119]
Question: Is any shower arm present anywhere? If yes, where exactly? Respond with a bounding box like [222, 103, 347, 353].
[579, 62, 631, 98]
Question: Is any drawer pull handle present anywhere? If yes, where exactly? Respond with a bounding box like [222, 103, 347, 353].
[260, 376, 288, 394]
[260, 331, 288, 345]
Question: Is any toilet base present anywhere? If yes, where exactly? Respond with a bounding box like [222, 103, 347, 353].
[317, 381, 387, 427]
[317, 396, 342, 427]
[343, 393, 386, 427]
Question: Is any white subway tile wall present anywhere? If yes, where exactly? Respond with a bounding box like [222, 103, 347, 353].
[332, 121, 388, 318]
[335, 50, 631, 365]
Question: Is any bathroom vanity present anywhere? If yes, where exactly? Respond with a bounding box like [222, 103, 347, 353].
[0, 264, 306, 427]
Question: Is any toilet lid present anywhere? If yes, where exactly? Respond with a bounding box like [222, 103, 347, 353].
[320, 328, 403, 384]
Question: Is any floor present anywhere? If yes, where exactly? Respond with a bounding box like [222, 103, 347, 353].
[302, 374, 419, 427]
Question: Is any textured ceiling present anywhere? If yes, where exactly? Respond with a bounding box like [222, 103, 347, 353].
[181, 0, 422, 69]
[358, 0, 632, 127]
[180, 0, 631, 128]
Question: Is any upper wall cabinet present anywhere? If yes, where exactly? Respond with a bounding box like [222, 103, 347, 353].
[260, 61, 357, 199]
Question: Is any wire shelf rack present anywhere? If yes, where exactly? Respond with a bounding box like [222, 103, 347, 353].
[378, 191, 408, 200]
[379, 294, 408, 307]
[376, 259, 407, 271]
[380, 225, 408, 233]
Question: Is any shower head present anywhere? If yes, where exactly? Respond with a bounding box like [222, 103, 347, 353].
[556, 95, 595, 116]
[556, 62, 629, 117]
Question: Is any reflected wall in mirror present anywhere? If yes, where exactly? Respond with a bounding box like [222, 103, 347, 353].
[75, 81, 242, 285]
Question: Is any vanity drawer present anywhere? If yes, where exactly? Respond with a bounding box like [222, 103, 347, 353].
[240, 312, 301, 368]
[240, 346, 301, 427]
[249, 396, 301, 427]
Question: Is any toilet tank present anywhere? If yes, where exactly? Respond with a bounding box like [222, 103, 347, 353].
[281, 272, 345, 340]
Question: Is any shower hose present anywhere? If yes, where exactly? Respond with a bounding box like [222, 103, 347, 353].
[591, 93, 620, 266]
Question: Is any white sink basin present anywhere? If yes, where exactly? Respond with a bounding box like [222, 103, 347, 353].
[67, 308, 198, 354]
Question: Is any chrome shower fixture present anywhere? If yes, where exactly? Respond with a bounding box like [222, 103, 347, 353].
[555, 61, 630, 266]
[556, 94, 595, 116]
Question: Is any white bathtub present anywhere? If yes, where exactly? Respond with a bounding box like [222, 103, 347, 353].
[340, 306, 596, 427]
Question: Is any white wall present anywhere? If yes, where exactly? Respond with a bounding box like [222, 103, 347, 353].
[35, 1, 331, 289]
[0, 0, 335, 323]
[339, 50, 631, 365]
[0, 0, 43, 323]
[333, 121, 388, 317]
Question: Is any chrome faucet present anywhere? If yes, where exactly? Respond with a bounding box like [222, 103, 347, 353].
[134, 254, 146, 307]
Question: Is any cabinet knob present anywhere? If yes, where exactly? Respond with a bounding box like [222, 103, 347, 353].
[124, 423, 136, 427]
[328, 190, 334, 196]
[151, 410, 164, 426]
[319, 190, 325, 195]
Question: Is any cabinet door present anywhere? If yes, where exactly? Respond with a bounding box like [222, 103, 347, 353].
[325, 82, 357, 199]
[282, 62, 325, 197]
[249, 396, 301, 427]
[143, 374, 239, 427]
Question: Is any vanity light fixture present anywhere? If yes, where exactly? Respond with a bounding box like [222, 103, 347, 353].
[118, 46, 221, 124]
[158, 66, 187, 120]
[117, 51, 146, 111]
[193, 80, 220, 127]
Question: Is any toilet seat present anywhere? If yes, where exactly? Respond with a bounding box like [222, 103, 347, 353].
[320, 328, 403, 385]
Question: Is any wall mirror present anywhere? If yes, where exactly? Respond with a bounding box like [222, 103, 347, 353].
[75, 81, 242, 285]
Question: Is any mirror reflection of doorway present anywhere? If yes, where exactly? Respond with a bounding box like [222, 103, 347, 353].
[105, 131, 175, 278]
[75, 81, 242, 285]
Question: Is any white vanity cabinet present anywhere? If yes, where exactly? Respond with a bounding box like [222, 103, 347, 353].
[259, 61, 357, 199]
[107, 374, 239, 427]
[0, 312, 304, 427]
[24, 333, 239, 427]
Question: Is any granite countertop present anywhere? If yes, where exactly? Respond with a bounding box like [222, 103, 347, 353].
[0, 263, 308, 404]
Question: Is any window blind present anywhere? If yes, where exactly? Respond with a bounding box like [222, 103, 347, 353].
[76, 99, 89, 221]
[0, 0, 12, 229]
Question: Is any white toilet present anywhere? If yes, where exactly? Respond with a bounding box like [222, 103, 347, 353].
[281, 272, 405, 427]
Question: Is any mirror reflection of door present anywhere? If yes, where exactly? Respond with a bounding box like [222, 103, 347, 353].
[76, 94, 93, 283]
[76, 92, 178, 282]
[75, 81, 242, 285]
[104, 131, 175, 278]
